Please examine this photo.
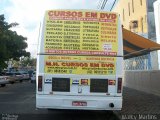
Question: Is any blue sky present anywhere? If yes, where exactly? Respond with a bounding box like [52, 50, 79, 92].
[0, 0, 115, 57]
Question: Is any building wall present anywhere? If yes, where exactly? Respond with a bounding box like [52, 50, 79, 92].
[154, 0, 160, 69]
[112, 0, 159, 70]
[124, 70, 160, 96]
[113, 0, 148, 35]
[154, 0, 160, 42]
[147, 0, 157, 40]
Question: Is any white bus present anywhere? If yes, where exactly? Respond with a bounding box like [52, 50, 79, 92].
[36, 10, 123, 110]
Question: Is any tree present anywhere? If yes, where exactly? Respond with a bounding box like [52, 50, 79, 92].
[0, 14, 30, 71]
[11, 57, 36, 70]
[20, 57, 36, 67]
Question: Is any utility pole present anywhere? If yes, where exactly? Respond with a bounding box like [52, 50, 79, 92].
[154, 0, 160, 69]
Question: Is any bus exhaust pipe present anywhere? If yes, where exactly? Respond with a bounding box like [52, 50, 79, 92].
[109, 103, 114, 108]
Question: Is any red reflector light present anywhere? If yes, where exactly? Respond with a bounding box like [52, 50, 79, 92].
[38, 76, 43, 91]
[117, 78, 122, 93]
[81, 79, 88, 85]
[108, 80, 116, 85]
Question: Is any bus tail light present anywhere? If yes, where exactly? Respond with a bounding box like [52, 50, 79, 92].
[81, 79, 88, 85]
[38, 76, 43, 91]
[108, 80, 116, 85]
[117, 78, 122, 93]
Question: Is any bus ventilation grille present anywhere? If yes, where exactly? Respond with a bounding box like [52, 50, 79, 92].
[52, 78, 70, 92]
[90, 79, 108, 93]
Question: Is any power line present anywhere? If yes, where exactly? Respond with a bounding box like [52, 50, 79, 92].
[110, 0, 117, 11]
[102, 0, 108, 10]
[97, 0, 103, 9]
[97, 0, 108, 10]
[28, 43, 38, 45]
[97, 0, 117, 11]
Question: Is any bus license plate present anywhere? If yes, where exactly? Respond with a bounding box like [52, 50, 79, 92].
[72, 101, 87, 106]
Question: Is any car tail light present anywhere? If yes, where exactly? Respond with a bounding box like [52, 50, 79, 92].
[38, 76, 43, 91]
[81, 79, 88, 85]
[108, 80, 116, 85]
[5, 77, 8, 80]
[117, 78, 122, 93]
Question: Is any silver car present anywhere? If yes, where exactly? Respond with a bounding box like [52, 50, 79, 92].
[13, 72, 24, 82]
[19, 71, 30, 80]
[5, 72, 16, 84]
[0, 76, 9, 87]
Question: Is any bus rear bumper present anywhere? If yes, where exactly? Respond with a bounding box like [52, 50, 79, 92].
[36, 94, 122, 110]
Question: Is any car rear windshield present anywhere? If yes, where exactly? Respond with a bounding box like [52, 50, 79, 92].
[15, 73, 21, 75]
[6, 73, 14, 76]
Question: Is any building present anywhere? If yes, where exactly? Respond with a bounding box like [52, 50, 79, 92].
[154, 0, 160, 69]
[111, 0, 158, 70]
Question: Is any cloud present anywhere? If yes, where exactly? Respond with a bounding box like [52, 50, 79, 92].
[1, 0, 99, 57]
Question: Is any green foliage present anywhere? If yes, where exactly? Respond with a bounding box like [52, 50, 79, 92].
[0, 14, 30, 70]
[20, 57, 36, 67]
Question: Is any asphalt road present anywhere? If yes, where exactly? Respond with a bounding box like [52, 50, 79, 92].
[0, 81, 120, 120]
